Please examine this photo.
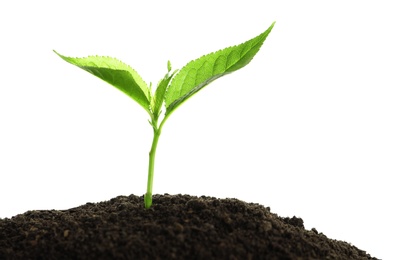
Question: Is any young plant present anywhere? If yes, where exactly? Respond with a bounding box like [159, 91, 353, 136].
[54, 22, 275, 208]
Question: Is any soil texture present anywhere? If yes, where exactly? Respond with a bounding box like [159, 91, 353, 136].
[0, 194, 377, 259]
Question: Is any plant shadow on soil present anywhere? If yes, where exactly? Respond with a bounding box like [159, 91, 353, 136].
[0, 194, 377, 259]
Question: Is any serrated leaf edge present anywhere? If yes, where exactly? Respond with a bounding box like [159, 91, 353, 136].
[54, 51, 150, 101]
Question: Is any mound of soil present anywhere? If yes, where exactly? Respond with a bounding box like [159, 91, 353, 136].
[0, 194, 377, 259]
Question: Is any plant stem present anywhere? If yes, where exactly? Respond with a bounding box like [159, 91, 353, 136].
[144, 121, 162, 208]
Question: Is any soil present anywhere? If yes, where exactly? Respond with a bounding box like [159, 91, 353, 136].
[0, 194, 377, 260]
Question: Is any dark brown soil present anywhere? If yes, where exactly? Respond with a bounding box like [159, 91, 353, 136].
[0, 194, 377, 260]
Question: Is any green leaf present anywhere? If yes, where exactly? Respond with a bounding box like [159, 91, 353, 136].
[152, 63, 177, 119]
[164, 22, 275, 116]
[167, 60, 172, 72]
[54, 51, 150, 112]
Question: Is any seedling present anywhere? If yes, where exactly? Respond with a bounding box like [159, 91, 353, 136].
[55, 22, 275, 208]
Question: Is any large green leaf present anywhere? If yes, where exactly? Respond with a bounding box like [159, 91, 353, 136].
[164, 22, 275, 116]
[54, 51, 150, 111]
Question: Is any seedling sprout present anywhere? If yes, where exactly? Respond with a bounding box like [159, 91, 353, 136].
[55, 22, 275, 208]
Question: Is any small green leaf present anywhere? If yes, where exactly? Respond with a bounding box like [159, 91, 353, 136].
[152, 67, 177, 119]
[167, 60, 172, 72]
[54, 51, 150, 112]
[164, 22, 275, 116]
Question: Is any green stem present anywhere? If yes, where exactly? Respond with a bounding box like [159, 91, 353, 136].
[144, 119, 162, 208]
[144, 113, 171, 208]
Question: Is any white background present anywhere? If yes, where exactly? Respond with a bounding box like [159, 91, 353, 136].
[1, 1, 400, 259]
